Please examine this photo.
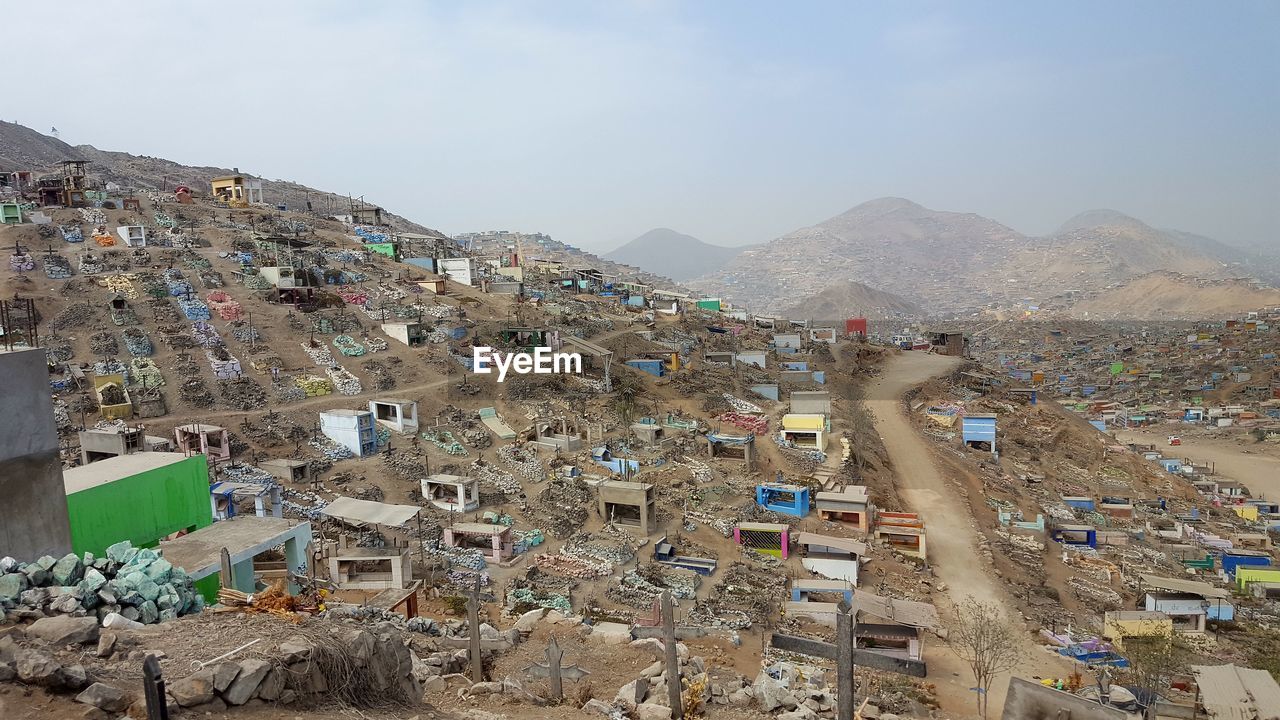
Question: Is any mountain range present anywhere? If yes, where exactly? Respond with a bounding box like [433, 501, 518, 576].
[682, 197, 1278, 318]
[779, 280, 921, 320]
[605, 228, 750, 281]
[3, 121, 1272, 319]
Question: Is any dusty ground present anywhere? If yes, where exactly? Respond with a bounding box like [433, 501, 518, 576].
[864, 350, 1076, 716]
[1116, 428, 1280, 499]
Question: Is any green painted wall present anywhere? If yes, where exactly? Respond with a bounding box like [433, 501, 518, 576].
[195, 574, 220, 603]
[366, 242, 398, 260]
[65, 455, 213, 556]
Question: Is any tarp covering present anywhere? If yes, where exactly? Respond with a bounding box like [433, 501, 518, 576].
[321, 496, 421, 527]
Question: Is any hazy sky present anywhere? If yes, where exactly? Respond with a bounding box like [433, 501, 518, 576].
[9, 1, 1278, 250]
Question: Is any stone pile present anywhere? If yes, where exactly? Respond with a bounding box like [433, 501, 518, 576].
[79, 207, 106, 225]
[206, 290, 243, 320]
[498, 444, 543, 480]
[192, 321, 223, 348]
[471, 460, 523, 496]
[718, 412, 768, 434]
[422, 428, 467, 455]
[167, 278, 194, 297]
[122, 327, 153, 357]
[103, 274, 138, 297]
[0, 541, 203, 626]
[89, 330, 119, 356]
[337, 287, 369, 305]
[334, 334, 366, 356]
[44, 337, 73, 363]
[92, 358, 129, 381]
[326, 366, 362, 395]
[178, 297, 211, 321]
[52, 399, 71, 429]
[179, 376, 216, 408]
[243, 271, 272, 290]
[129, 358, 165, 387]
[78, 253, 103, 275]
[221, 463, 276, 485]
[294, 375, 333, 397]
[229, 322, 261, 343]
[162, 626, 421, 712]
[303, 341, 336, 366]
[360, 359, 397, 389]
[310, 436, 354, 461]
[219, 377, 267, 410]
[60, 224, 84, 243]
[426, 544, 487, 571]
[44, 255, 72, 278]
[723, 393, 763, 414]
[382, 452, 427, 480]
[198, 269, 223, 287]
[9, 251, 35, 272]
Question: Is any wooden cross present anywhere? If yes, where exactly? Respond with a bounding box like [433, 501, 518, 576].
[524, 636, 589, 702]
[769, 599, 926, 720]
[660, 591, 684, 719]
[466, 577, 484, 683]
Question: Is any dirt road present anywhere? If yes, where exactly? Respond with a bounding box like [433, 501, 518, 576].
[1116, 428, 1280, 499]
[865, 350, 1072, 717]
[864, 350, 999, 605]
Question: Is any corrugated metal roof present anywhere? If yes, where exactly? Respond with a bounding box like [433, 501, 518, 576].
[1140, 573, 1229, 599]
[851, 591, 940, 630]
[1192, 664, 1280, 720]
[796, 532, 867, 557]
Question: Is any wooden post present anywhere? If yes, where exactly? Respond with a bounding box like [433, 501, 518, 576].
[219, 547, 232, 589]
[142, 654, 169, 720]
[466, 592, 484, 682]
[660, 591, 684, 719]
[836, 598, 856, 720]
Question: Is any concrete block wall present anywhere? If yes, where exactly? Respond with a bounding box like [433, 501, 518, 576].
[0, 349, 73, 559]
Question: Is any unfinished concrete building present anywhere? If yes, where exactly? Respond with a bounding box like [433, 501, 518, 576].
[260, 458, 312, 485]
[734, 522, 790, 558]
[422, 474, 480, 513]
[370, 398, 418, 434]
[706, 432, 756, 467]
[443, 522, 513, 561]
[599, 480, 656, 534]
[324, 535, 413, 590]
[174, 423, 231, 462]
[0, 348, 73, 559]
[528, 416, 586, 452]
[630, 419, 666, 445]
[210, 481, 283, 520]
[79, 426, 143, 464]
[816, 486, 873, 532]
[382, 321, 427, 347]
[875, 511, 928, 560]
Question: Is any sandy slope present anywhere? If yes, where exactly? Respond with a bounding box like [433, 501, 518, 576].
[1116, 429, 1280, 499]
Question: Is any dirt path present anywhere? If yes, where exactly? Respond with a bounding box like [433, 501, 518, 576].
[1116, 428, 1280, 499]
[864, 350, 995, 605]
[864, 350, 1071, 717]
